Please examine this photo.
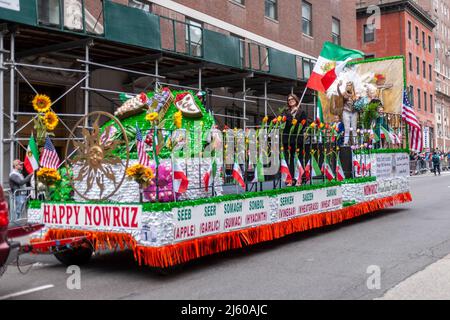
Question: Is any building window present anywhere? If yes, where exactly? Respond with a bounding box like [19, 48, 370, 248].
[424, 91, 427, 111]
[37, 0, 61, 26]
[416, 57, 420, 75]
[185, 18, 203, 57]
[265, 0, 278, 20]
[302, 1, 312, 36]
[429, 64, 432, 81]
[365, 54, 375, 59]
[332, 17, 340, 45]
[423, 61, 426, 78]
[418, 88, 421, 109]
[428, 36, 432, 53]
[408, 21, 412, 40]
[430, 94, 433, 113]
[409, 53, 412, 71]
[128, 0, 150, 11]
[422, 31, 426, 49]
[303, 59, 312, 79]
[232, 0, 245, 5]
[415, 26, 419, 44]
[364, 24, 375, 42]
[410, 85, 414, 106]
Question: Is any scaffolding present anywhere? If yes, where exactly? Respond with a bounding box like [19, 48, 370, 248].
[0, 25, 315, 187]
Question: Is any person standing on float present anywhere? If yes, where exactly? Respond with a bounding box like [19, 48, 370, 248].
[282, 94, 307, 186]
[337, 80, 358, 145]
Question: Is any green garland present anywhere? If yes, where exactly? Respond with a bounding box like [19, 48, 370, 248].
[342, 176, 376, 184]
[353, 148, 410, 155]
[28, 181, 341, 212]
[343, 200, 357, 207]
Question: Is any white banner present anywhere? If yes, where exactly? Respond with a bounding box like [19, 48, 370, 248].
[41, 203, 142, 230]
[0, 0, 20, 11]
[423, 127, 430, 150]
[173, 197, 271, 243]
[374, 153, 409, 178]
[278, 186, 342, 220]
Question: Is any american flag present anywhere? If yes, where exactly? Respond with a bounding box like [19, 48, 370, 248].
[402, 90, 422, 153]
[40, 136, 60, 169]
[136, 125, 151, 167]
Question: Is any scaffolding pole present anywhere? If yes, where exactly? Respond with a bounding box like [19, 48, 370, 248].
[9, 32, 15, 172]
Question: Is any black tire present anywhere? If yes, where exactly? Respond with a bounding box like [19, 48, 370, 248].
[54, 244, 94, 266]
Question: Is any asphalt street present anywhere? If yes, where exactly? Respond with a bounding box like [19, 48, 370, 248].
[1, 172, 450, 300]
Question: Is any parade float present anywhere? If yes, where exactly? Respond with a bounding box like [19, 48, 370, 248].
[25, 56, 413, 269]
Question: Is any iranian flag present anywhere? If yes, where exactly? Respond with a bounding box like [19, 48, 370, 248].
[311, 154, 322, 178]
[173, 161, 189, 194]
[336, 155, 345, 182]
[380, 126, 400, 144]
[252, 158, 265, 183]
[323, 159, 335, 182]
[24, 134, 39, 174]
[306, 42, 364, 92]
[305, 159, 311, 182]
[203, 159, 217, 192]
[353, 158, 361, 175]
[294, 157, 305, 186]
[232, 162, 245, 189]
[280, 154, 292, 185]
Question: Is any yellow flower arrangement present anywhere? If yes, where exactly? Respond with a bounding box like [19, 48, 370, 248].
[292, 119, 298, 126]
[37, 167, 61, 185]
[262, 116, 269, 124]
[126, 163, 154, 187]
[43, 111, 59, 131]
[173, 111, 182, 129]
[32, 94, 52, 113]
[145, 112, 159, 122]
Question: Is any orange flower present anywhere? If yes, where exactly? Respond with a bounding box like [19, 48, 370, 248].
[282, 116, 287, 122]
[292, 119, 298, 126]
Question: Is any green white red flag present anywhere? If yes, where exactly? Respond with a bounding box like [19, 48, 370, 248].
[232, 162, 245, 189]
[280, 153, 292, 185]
[24, 133, 39, 174]
[306, 42, 364, 92]
[173, 161, 188, 193]
[294, 156, 304, 186]
[203, 159, 217, 192]
[322, 157, 335, 182]
[336, 155, 345, 182]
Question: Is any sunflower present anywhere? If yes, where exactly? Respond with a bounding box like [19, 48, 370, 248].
[32, 94, 52, 113]
[145, 112, 159, 122]
[43, 111, 59, 131]
[37, 167, 61, 185]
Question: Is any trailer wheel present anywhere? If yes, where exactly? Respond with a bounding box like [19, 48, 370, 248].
[54, 243, 94, 266]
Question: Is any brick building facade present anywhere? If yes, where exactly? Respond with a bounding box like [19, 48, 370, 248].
[356, 0, 437, 151]
[414, 0, 450, 151]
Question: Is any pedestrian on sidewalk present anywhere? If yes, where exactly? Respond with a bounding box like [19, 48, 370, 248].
[432, 151, 441, 176]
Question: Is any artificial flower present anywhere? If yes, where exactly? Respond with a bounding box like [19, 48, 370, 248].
[43, 111, 59, 131]
[32, 94, 52, 113]
[292, 119, 298, 126]
[262, 116, 269, 123]
[277, 116, 282, 122]
[146, 112, 159, 122]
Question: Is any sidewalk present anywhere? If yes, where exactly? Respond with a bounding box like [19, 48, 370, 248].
[378, 254, 450, 300]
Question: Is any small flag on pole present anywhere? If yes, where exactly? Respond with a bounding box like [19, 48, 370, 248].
[173, 161, 188, 194]
[294, 156, 305, 186]
[280, 153, 293, 185]
[232, 162, 245, 189]
[24, 133, 39, 174]
[40, 136, 60, 169]
[336, 155, 345, 182]
[203, 159, 217, 192]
